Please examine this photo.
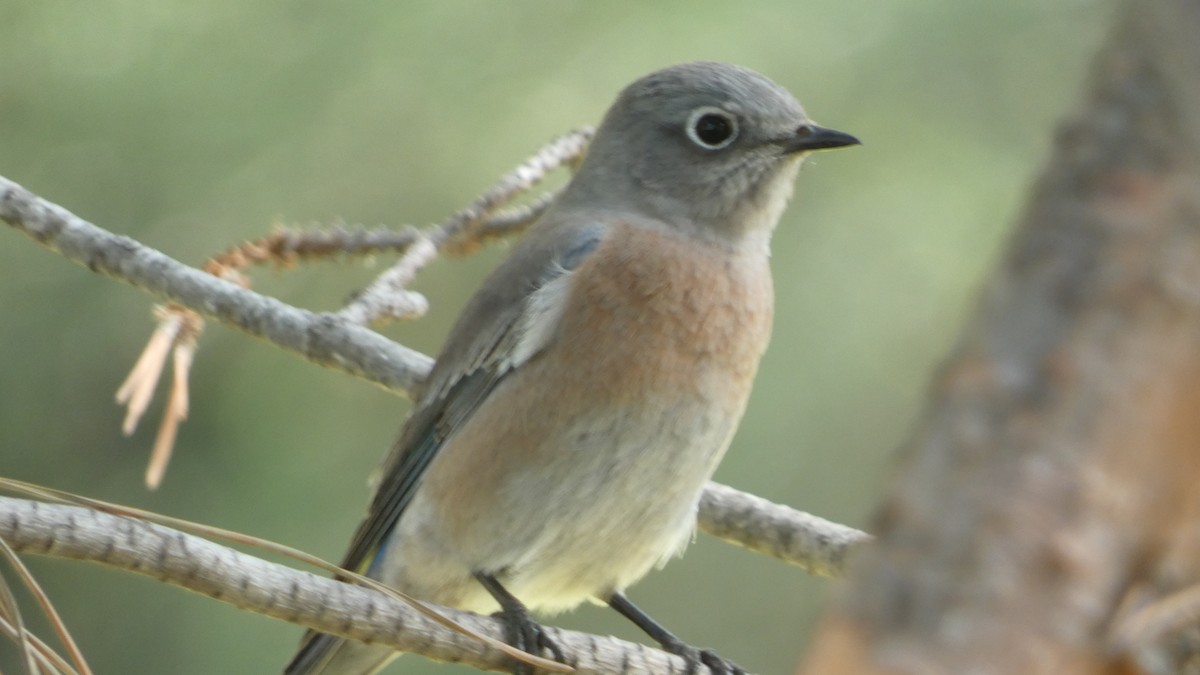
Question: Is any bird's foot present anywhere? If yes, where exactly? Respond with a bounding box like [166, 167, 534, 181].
[492, 604, 565, 674]
[658, 635, 747, 675]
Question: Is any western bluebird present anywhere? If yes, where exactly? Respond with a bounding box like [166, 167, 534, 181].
[284, 61, 858, 675]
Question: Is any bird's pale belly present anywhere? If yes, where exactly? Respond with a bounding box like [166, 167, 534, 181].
[380, 367, 744, 614]
[498, 402, 740, 612]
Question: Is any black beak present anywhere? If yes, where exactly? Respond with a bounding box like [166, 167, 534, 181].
[784, 124, 861, 154]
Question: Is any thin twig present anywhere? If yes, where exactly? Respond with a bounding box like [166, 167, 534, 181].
[336, 233, 437, 325]
[202, 224, 431, 278]
[428, 129, 592, 250]
[339, 128, 592, 325]
[444, 190, 559, 255]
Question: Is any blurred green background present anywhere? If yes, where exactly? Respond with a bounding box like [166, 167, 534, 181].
[1, 1, 1114, 673]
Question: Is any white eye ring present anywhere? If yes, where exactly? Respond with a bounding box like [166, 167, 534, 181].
[685, 107, 739, 150]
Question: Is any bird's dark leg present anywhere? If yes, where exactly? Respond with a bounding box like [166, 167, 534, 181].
[475, 572, 565, 673]
[607, 592, 746, 675]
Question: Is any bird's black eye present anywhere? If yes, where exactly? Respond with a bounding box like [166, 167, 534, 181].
[686, 107, 738, 150]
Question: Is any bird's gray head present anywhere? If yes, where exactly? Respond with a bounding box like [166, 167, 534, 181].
[562, 61, 858, 247]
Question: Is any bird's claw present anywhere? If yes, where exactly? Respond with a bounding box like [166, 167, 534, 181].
[493, 606, 565, 673]
[661, 637, 747, 675]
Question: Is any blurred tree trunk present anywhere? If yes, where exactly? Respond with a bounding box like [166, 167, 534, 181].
[798, 1, 1200, 673]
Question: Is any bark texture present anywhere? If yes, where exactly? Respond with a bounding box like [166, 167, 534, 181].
[800, 1, 1200, 673]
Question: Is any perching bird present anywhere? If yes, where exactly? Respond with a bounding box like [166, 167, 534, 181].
[285, 61, 858, 675]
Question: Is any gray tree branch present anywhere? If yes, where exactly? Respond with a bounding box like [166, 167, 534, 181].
[698, 483, 866, 578]
[0, 175, 433, 398]
[0, 496, 693, 674]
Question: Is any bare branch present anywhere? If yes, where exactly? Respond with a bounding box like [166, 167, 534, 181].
[0, 496, 726, 675]
[336, 233, 437, 325]
[426, 129, 592, 252]
[203, 224, 433, 276]
[698, 483, 867, 578]
[339, 128, 592, 325]
[0, 174, 434, 398]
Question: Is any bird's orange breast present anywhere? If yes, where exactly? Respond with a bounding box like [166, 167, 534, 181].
[552, 221, 774, 408]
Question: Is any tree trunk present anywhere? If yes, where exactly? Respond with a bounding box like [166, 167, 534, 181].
[799, 1, 1200, 673]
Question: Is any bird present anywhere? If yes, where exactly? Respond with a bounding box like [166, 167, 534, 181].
[284, 61, 859, 675]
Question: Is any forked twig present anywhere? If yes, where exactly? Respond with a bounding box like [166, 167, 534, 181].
[114, 128, 593, 487]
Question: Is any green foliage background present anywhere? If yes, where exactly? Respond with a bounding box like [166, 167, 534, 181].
[1, 1, 1113, 673]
